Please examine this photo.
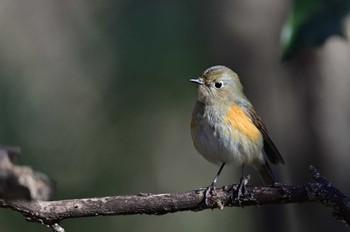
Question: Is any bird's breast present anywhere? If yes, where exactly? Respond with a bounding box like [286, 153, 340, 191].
[191, 103, 263, 165]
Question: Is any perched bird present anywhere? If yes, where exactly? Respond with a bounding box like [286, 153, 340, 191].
[190, 65, 284, 199]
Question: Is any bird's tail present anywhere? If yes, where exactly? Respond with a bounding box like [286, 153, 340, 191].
[257, 161, 278, 185]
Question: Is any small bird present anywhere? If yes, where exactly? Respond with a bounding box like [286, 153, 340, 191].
[190, 65, 284, 200]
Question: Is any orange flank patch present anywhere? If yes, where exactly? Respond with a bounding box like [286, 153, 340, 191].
[224, 104, 261, 141]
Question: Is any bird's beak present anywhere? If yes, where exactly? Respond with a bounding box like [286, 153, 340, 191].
[190, 78, 204, 85]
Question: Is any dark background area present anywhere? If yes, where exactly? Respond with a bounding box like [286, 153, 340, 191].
[0, 1, 349, 231]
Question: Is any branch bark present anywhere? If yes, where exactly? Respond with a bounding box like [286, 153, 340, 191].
[0, 166, 349, 231]
[307, 166, 350, 227]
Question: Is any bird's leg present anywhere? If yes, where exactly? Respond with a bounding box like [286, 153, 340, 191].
[204, 163, 225, 205]
[234, 164, 249, 203]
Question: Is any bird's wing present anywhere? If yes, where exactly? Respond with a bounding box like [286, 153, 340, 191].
[240, 103, 285, 165]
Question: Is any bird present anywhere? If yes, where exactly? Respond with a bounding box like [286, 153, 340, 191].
[190, 65, 284, 201]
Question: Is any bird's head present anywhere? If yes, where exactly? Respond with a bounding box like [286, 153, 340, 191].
[190, 65, 243, 105]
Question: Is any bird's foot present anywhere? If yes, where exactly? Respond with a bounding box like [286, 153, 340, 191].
[233, 175, 250, 205]
[203, 184, 216, 206]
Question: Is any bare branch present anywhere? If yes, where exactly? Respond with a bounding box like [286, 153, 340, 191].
[0, 147, 54, 201]
[307, 166, 350, 227]
[0, 165, 349, 231]
[0, 184, 310, 225]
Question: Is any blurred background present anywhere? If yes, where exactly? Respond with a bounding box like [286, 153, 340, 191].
[0, 0, 349, 231]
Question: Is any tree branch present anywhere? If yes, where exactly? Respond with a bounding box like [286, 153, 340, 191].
[0, 183, 309, 222]
[0, 147, 54, 201]
[0, 166, 349, 231]
[307, 166, 350, 227]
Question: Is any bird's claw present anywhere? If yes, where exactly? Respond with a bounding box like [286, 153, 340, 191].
[203, 184, 216, 206]
[234, 175, 250, 204]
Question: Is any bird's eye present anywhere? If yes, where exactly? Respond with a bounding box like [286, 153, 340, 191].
[214, 81, 223, 89]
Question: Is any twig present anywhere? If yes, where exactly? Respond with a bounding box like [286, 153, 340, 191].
[0, 184, 309, 224]
[0, 166, 349, 231]
[307, 165, 350, 227]
[0, 147, 54, 201]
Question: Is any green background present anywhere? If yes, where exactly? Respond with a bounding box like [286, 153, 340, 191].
[0, 1, 349, 231]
